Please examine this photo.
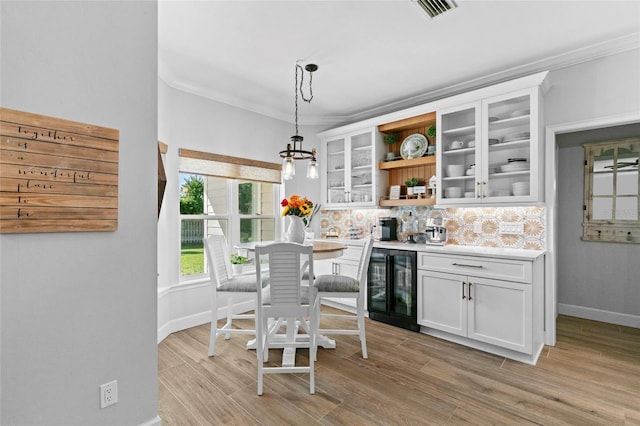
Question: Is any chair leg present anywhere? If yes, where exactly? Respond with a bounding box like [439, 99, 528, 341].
[312, 295, 321, 362]
[225, 295, 233, 340]
[309, 311, 316, 394]
[257, 311, 264, 395]
[263, 315, 270, 362]
[208, 319, 217, 357]
[209, 288, 218, 357]
[357, 297, 368, 359]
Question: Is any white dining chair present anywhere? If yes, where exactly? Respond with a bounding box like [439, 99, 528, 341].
[254, 242, 316, 396]
[203, 235, 269, 357]
[313, 235, 374, 359]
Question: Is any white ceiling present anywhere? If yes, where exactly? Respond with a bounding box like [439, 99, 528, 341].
[158, 1, 640, 127]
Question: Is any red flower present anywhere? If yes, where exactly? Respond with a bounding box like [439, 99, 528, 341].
[280, 198, 288, 207]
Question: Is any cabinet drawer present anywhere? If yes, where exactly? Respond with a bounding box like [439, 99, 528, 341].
[417, 252, 532, 283]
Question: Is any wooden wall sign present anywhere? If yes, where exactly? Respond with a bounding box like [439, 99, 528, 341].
[0, 108, 119, 233]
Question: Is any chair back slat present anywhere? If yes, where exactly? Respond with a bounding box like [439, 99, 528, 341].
[255, 243, 313, 307]
[203, 235, 232, 287]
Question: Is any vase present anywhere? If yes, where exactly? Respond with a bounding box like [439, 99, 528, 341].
[286, 215, 305, 244]
[232, 264, 243, 275]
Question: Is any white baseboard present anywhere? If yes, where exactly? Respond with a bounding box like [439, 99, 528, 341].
[157, 282, 256, 343]
[558, 303, 640, 328]
[158, 310, 211, 343]
[138, 415, 162, 426]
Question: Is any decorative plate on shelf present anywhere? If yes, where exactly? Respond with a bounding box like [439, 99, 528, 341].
[400, 133, 428, 160]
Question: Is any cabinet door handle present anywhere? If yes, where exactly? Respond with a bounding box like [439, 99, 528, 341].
[482, 181, 487, 198]
[476, 181, 481, 199]
[461, 281, 466, 300]
[468, 282, 473, 301]
[452, 263, 483, 268]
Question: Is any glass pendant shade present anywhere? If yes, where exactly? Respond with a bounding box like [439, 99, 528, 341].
[282, 156, 295, 180]
[306, 158, 319, 179]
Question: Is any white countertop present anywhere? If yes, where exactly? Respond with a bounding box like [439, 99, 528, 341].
[373, 241, 545, 261]
[318, 238, 544, 261]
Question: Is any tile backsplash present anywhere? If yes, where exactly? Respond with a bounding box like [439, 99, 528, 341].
[319, 205, 546, 250]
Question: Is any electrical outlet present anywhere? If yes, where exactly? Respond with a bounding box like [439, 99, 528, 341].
[499, 222, 524, 235]
[100, 380, 118, 408]
[473, 221, 483, 234]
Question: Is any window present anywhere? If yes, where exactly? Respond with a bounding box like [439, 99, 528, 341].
[583, 137, 640, 243]
[177, 149, 283, 278]
[180, 174, 279, 277]
[238, 180, 276, 243]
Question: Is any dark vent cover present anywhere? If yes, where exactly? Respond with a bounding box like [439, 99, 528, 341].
[416, 0, 456, 18]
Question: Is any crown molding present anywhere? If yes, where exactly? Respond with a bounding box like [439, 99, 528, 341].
[342, 33, 640, 125]
[160, 33, 640, 128]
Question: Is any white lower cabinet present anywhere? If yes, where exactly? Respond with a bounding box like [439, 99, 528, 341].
[416, 251, 543, 364]
[418, 270, 532, 354]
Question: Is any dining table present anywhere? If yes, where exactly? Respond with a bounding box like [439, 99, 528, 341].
[234, 239, 347, 366]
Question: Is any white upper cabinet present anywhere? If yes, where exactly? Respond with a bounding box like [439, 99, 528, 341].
[436, 73, 547, 205]
[320, 128, 387, 209]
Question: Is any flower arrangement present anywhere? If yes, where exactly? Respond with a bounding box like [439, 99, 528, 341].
[281, 195, 320, 227]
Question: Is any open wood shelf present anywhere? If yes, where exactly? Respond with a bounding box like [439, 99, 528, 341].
[379, 196, 436, 207]
[377, 112, 436, 133]
[376, 112, 438, 208]
[379, 155, 435, 170]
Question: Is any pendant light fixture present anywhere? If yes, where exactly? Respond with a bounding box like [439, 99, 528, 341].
[280, 63, 319, 180]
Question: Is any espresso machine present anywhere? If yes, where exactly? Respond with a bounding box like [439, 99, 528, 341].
[424, 217, 447, 245]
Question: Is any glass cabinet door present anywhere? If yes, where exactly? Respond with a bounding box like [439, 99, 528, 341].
[349, 131, 374, 204]
[367, 250, 387, 313]
[438, 88, 539, 205]
[482, 91, 534, 201]
[438, 103, 481, 204]
[322, 129, 380, 208]
[325, 137, 347, 205]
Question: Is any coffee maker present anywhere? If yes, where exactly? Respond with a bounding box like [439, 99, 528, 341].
[379, 217, 398, 241]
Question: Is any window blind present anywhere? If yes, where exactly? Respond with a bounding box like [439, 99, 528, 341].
[179, 148, 281, 184]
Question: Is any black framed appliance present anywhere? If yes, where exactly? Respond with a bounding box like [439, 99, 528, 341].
[367, 248, 419, 331]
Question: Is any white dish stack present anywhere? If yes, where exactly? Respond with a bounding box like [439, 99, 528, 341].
[444, 187, 462, 198]
[512, 181, 530, 196]
[500, 162, 529, 173]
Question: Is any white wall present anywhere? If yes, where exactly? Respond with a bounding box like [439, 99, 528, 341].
[543, 48, 640, 331]
[1, 2, 159, 425]
[556, 124, 640, 326]
[545, 49, 640, 126]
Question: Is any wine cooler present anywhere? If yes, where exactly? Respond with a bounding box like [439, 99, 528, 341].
[367, 248, 419, 332]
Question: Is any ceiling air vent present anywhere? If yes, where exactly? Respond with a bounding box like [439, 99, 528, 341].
[415, 0, 457, 19]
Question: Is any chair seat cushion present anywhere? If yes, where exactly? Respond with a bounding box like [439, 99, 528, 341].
[219, 272, 270, 292]
[262, 285, 310, 305]
[314, 274, 359, 293]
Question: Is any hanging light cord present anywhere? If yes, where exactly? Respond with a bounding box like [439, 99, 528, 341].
[294, 63, 314, 136]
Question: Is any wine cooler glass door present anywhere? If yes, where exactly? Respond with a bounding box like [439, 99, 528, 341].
[392, 253, 415, 317]
[367, 250, 387, 313]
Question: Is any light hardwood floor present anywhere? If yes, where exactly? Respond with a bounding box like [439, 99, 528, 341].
[158, 307, 640, 425]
